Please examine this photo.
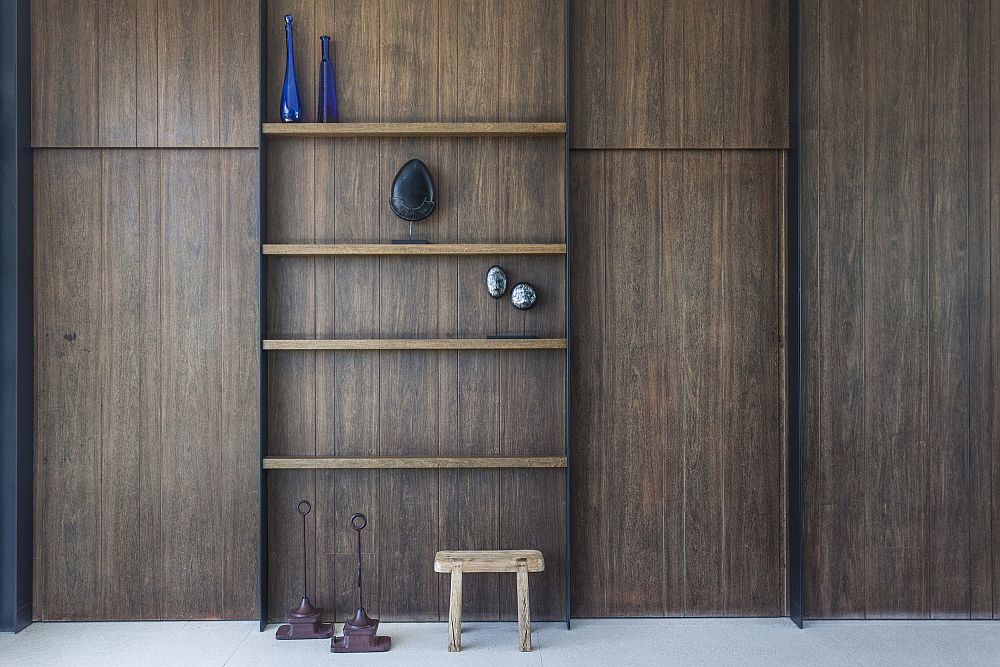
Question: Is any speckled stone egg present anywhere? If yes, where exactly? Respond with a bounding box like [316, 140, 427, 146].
[510, 282, 537, 310]
[486, 265, 508, 298]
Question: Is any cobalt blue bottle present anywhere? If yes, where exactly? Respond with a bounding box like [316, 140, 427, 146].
[317, 36, 338, 122]
[280, 15, 302, 122]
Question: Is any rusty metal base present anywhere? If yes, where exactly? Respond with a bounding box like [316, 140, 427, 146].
[331, 618, 391, 653]
[276, 598, 334, 640]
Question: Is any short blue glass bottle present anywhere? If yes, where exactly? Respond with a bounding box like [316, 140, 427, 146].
[280, 15, 302, 122]
[317, 36, 338, 122]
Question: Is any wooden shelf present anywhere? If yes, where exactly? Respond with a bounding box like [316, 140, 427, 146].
[262, 122, 566, 138]
[263, 243, 566, 256]
[263, 456, 567, 470]
[263, 338, 567, 351]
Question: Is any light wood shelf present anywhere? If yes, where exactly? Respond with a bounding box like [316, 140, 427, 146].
[263, 456, 568, 470]
[263, 338, 567, 351]
[262, 122, 566, 138]
[263, 243, 566, 256]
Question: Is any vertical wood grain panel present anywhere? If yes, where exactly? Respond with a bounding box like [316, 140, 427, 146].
[569, 0, 788, 149]
[160, 151, 224, 618]
[33, 0, 258, 147]
[927, 0, 971, 618]
[807, 0, 867, 618]
[379, 0, 438, 122]
[34, 151, 103, 619]
[723, 0, 788, 148]
[99, 151, 142, 617]
[31, 0, 98, 146]
[805, 0, 999, 619]
[991, 0, 1000, 619]
[98, 0, 138, 146]
[157, 0, 221, 146]
[137, 152, 163, 617]
[603, 1, 677, 148]
[568, 0, 606, 147]
[971, 0, 995, 620]
[604, 150, 664, 615]
[659, 152, 686, 616]
[683, 1, 725, 148]
[568, 151, 608, 617]
[861, 0, 929, 618]
[220, 151, 261, 617]
[135, 0, 159, 146]
[499, 0, 564, 121]
[723, 151, 783, 615]
[219, 0, 260, 146]
[680, 151, 726, 615]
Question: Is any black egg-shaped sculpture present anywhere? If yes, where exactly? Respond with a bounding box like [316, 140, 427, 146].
[389, 159, 436, 222]
[486, 266, 508, 298]
[510, 282, 537, 310]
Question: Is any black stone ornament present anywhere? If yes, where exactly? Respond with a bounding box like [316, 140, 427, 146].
[389, 159, 436, 222]
[510, 282, 537, 310]
[486, 266, 508, 298]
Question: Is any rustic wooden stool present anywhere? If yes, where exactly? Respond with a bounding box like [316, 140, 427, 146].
[434, 549, 544, 652]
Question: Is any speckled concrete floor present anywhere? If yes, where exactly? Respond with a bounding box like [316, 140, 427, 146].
[2, 618, 997, 666]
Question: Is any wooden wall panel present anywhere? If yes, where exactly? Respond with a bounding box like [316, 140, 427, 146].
[569, 151, 786, 617]
[569, 0, 788, 149]
[32, 0, 258, 147]
[803, 0, 998, 618]
[34, 149, 260, 620]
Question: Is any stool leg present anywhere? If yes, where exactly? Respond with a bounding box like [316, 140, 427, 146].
[448, 565, 463, 652]
[516, 560, 530, 651]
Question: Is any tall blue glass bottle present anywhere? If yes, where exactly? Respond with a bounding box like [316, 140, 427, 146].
[280, 15, 302, 122]
[317, 36, 338, 122]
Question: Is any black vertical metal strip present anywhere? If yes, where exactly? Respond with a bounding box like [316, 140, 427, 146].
[786, 0, 805, 629]
[258, 0, 269, 633]
[0, 0, 33, 634]
[563, 0, 573, 631]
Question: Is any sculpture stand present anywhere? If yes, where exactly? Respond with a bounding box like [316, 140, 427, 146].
[331, 608, 391, 653]
[276, 500, 333, 641]
[332, 513, 391, 653]
[391, 220, 429, 244]
[276, 596, 334, 640]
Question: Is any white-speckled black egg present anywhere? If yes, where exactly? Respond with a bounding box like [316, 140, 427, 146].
[510, 282, 537, 310]
[486, 265, 508, 298]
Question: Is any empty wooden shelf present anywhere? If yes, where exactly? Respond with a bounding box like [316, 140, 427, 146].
[262, 122, 566, 138]
[263, 243, 567, 255]
[263, 456, 568, 469]
[263, 338, 567, 351]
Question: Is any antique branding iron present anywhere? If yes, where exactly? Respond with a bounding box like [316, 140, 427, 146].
[276, 501, 333, 640]
[331, 513, 391, 652]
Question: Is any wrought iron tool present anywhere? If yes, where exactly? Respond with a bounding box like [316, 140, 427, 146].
[331, 513, 391, 652]
[276, 500, 334, 640]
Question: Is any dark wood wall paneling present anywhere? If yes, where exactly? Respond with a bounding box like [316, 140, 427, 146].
[31, 0, 260, 620]
[802, 0, 998, 618]
[31, 0, 258, 147]
[569, 0, 788, 150]
[33, 150, 259, 619]
[263, 0, 567, 623]
[570, 151, 786, 617]
[568, 0, 789, 617]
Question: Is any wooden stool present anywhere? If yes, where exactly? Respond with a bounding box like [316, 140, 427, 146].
[434, 549, 544, 652]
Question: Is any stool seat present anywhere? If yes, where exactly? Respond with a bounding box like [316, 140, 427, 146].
[434, 549, 544, 652]
[434, 549, 544, 573]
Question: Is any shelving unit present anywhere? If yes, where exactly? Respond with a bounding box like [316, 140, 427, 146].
[262, 121, 566, 137]
[259, 1, 570, 631]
